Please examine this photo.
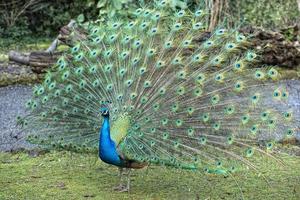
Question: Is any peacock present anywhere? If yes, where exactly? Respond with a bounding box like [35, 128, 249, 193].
[18, 0, 298, 193]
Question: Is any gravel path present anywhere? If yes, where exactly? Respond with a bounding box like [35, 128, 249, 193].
[286, 80, 300, 141]
[0, 84, 33, 151]
[0, 80, 299, 152]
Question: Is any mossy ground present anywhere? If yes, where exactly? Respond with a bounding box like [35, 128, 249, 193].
[0, 151, 299, 200]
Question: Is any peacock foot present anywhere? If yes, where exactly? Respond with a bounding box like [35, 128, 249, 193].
[112, 184, 125, 191]
[118, 186, 129, 193]
[112, 184, 129, 192]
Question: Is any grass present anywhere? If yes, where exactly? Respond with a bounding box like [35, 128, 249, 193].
[0, 150, 299, 200]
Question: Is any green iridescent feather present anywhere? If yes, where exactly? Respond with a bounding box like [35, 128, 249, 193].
[19, 1, 298, 175]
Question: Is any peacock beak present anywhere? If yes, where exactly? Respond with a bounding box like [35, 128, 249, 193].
[99, 108, 109, 116]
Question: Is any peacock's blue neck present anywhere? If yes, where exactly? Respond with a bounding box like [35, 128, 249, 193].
[99, 116, 123, 166]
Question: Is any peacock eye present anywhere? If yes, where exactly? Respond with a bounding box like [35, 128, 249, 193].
[136, 8, 142, 14]
[195, 10, 202, 16]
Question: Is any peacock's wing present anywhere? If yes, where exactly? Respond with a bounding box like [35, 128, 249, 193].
[20, 1, 298, 173]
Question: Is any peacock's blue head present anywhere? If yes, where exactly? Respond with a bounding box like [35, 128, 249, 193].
[100, 107, 110, 117]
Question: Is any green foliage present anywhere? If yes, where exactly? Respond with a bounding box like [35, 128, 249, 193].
[0, 0, 300, 51]
[281, 26, 300, 42]
[229, 0, 299, 28]
[1, 0, 298, 41]
[96, 0, 137, 19]
[0, 16, 32, 39]
[28, 0, 99, 37]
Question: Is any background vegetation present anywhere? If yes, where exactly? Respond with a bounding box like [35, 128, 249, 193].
[0, 0, 299, 39]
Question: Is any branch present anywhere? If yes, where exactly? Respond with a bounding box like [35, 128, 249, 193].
[46, 20, 76, 53]
[11, 0, 43, 27]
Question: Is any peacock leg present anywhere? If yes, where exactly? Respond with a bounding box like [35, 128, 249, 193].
[113, 167, 126, 191]
[118, 168, 131, 193]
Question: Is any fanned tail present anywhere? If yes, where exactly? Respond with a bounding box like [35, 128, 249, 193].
[19, 1, 299, 175]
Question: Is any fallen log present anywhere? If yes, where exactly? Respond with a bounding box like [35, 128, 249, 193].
[29, 51, 62, 73]
[8, 20, 76, 73]
[8, 51, 30, 65]
[9, 51, 62, 73]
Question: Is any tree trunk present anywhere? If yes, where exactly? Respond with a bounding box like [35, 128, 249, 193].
[207, 0, 229, 31]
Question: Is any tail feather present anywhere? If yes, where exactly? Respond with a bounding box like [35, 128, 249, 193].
[20, 2, 298, 174]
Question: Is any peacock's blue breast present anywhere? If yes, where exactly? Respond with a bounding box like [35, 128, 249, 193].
[99, 139, 123, 166]
[99, 117, 123, 167]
